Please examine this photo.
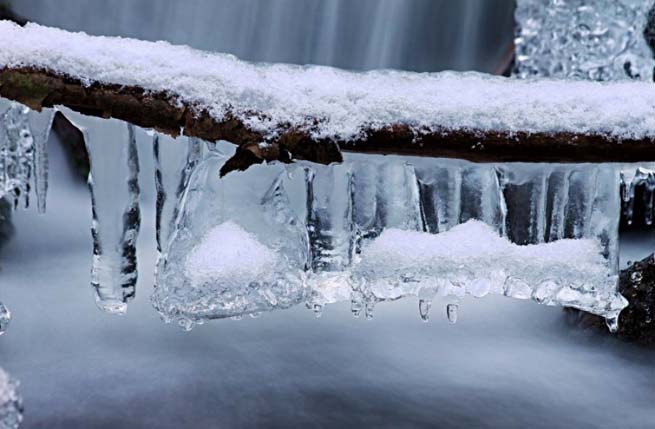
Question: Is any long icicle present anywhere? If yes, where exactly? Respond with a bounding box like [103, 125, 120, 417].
[28, 108, 55, 214]
[62, 109, 141, 315]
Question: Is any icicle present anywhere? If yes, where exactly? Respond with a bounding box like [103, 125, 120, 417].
[27, 108, 55, 214]
[418, 299, 431, 322]
[365, 301, 375, 320]
[0, 367, 22, 429]
[531, 170, 549, 243]
[0, 302, 10, 335]
[312, 303, 324, 318]
[566, 167, 598, 239]
[415, 162, 462, 233]
[62, 110, 141, 315]
[589, 166, 621, 273]
[374, 162, 423, 231]
[153, 134, 204, 259]
[307, 164, 355, 272]
[546, 168, 570, 242]
[446, 303, 459, 324]
[1, 104, 33, 209]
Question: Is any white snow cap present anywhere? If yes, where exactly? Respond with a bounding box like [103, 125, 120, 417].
[2, 21, 655, 141]
[185, 222, 277, 284]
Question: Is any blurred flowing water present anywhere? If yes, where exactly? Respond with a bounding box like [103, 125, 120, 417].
[1, 1, 654, 428]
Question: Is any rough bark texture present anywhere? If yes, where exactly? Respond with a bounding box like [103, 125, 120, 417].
[3, 67, 655, 176]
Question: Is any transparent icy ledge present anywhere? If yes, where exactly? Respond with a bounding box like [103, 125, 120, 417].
[153, 149, 628, 330]
[0, 368, 22, 429]
[514, 0, 655, 81]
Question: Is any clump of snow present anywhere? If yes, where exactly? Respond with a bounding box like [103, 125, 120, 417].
[355, 220, 627, 319]
[185, 221, 277, 284]
[2, 21, 655, 141]
[363, 220, 605, 267]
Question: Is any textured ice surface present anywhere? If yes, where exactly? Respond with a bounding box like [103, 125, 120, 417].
[27, 108, 55, 214]
[0, 103, 32, 209]
[155, 152, 627, 329]
[152, 153, 309, 329]
[515, 0, 655, 81]
[0, 368, 21, 429]
[0, 98, 54, 214]
[62, 109, 141, 315]
[0, 302, 10, 336]
[3, 22, 655, 140]
[620, 164, 655, 225]
[354, 220, 625, 322]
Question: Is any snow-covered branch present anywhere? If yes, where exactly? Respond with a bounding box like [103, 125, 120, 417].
[3, 21, 655, 173]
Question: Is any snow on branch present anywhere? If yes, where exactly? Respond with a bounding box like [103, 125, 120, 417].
[3, 21, 655, 171]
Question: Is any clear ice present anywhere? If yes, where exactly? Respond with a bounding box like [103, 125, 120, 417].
[620, 165, 655, 226]
[153, 133, 204, 285]
[0, 303, 10, 336]
[152, 152, 309, 328]
[27, 108, 55, 214]
[1, 103, 33, 209]
[0, 368, 21, 429]
[0, 98, 54, 214]
[514, 0, 655, 81]
[62, 109, 141, 315]
[154, 151, 628, 329]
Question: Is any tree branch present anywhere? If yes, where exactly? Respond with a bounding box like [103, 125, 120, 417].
[3, 66, 655, 176]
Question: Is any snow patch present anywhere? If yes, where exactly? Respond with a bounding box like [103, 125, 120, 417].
[185, 221, 278, 284]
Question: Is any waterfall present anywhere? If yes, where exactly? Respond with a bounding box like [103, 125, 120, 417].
[13, 0, 515, 72]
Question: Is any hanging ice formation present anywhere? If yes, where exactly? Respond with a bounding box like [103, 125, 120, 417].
[514, 0, 655, 81]
[620, 165, 655, 226]
[61, 109, 141, 315]
[0, 98, 55, 213]
[153, 151, 628, 331]
[0, 368, 21, 429]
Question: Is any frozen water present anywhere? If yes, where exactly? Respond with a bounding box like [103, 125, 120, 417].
[61, 109, 141, 315]
[515, 0, 655, 81]
[4, 22, 655, 141]
[354, 220, 625, 321]
[152, 154, 309, 329]
[27, 108, 55, 214]
[152, 133, 205, 290]
[0, 302, 10, 336]
[155, 153, 627, 328]
[620, 164, 655, 226]
[0, 368, 21, 429]
[1, 103, 32, 209]
[0, 98, 54, 214]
